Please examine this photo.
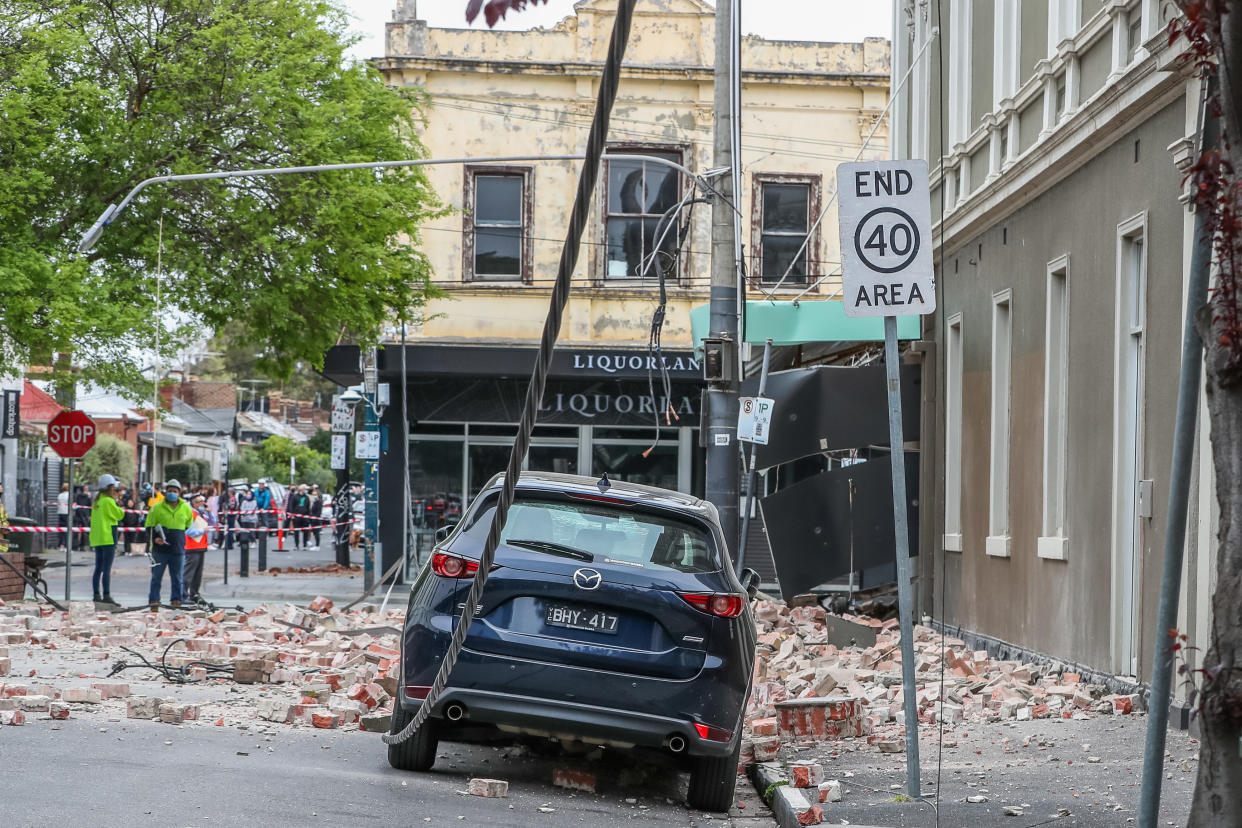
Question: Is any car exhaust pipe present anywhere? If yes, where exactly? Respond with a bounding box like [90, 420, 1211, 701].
[666, 734, 686, 754]
[444, 703, 466, 722]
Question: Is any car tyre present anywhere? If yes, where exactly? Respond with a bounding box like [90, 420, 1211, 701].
[387, 704, 439, 772]
[686, 737, 742, 813]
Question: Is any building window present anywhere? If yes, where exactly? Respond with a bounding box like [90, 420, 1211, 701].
[604, 149, 683, 280]
[1055, 73, 1066, 119]
[1039, 257, 1070, 560]
[1127, 10, 1142, 63]
[752, 174, 820, 285]
[944, 313, 964, 552]
[987, 289, 1012, 558]
[463, 166, 532, 282]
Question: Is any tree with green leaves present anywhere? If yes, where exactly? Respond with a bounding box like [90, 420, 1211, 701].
[79, 433, 137, 487]
[0, 0, 442, 395]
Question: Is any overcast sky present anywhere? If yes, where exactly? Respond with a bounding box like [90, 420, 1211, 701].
[337, 0, 893, 62]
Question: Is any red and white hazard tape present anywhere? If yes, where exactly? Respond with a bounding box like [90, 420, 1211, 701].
[3, 518, 356, 534]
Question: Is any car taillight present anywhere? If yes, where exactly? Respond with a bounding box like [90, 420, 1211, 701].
[404, 685, 432, 700]
[693, 722, 733, 742]
[431, 552, 479, 578]
[678, 592, 745, 618]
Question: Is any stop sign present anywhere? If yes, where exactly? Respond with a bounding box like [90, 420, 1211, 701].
[48, 410, 97, 458]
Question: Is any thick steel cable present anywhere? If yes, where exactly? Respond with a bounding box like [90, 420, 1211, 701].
[385, 0, 639, 746]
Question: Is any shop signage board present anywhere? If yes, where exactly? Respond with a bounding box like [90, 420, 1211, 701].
[736, 396, 774, 445]
[330, 434, 348, 470]
[1, 389, 18, 439]
[331, 395, 355, 433]
[355, 430, 380, 460]
[838, 159, 935, 318]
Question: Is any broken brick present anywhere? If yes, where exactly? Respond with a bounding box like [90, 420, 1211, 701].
[467, 778, 509, 798]
[91, 681, 130, 700]
[552, 768, 596, 793]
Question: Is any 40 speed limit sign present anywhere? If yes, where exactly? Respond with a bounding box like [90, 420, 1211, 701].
[837, 159, 935, 318]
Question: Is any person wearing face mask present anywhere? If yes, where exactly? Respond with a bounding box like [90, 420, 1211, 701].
[143, 479, 193, 610]
[89, 474, 125, 606]
[183, 494, 214, 604]
[237, 485, 259, 576]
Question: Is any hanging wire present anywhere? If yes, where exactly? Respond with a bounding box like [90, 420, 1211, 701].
[756, 28, 940, 301]
[385, 0, 642, 747]
[932, 2, 947, 823]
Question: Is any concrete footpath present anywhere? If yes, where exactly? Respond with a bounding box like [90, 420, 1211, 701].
[743, 713, 1195, 828]
[38, 537, 401, 609]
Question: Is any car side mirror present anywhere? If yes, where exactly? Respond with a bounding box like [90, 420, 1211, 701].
[434, 523, 458, 544]
[739, 568, 760, 600]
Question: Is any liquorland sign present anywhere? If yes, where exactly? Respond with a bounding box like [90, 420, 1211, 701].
[567, 352, 701, 376]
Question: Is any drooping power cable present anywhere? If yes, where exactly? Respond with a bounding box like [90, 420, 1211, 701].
[384, 0, 640, 747]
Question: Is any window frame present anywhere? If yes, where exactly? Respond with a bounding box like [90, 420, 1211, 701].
[750, 172, 822, 288]
[598, 143, 688, 284]
[986, 287, 1013, 558]
[462, 164, 534, 283]
[1039, 255, 1071, 560]
[944, 312, 964, 552]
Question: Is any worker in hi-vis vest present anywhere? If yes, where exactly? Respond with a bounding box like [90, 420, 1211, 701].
[144, 479, 192, 610]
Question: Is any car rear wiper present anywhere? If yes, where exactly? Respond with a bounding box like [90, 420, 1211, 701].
[506, 539, 594, 562]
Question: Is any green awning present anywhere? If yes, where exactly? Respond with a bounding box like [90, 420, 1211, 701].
[690, 299, 921, 346]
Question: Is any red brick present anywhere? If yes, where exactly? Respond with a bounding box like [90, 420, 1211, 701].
[91, 681, 130, 699]
[750, 716, 778, 736]
[775, 697, 864, 742]
[552, 768, 596, 793]
[791, 762, 824, 788]
[311, 712, 341, 729]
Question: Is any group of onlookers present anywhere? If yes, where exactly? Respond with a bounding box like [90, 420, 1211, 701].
[281, 483, 326, 551]
[82, 476, 329, 609]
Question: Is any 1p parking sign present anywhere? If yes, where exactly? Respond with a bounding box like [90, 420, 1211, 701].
[837, 160, 935, 318]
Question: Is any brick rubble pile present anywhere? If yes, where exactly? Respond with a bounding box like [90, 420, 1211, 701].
[740, 600, 1144, 766]
[0, 596, 402, 733]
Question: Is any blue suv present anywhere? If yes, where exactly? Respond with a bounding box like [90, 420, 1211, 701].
[389, 472, 759, 812]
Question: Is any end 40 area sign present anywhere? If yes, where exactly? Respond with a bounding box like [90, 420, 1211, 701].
[837, 160, 935, 318]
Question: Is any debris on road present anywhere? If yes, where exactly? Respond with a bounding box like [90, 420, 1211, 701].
[0, 599, 403, 734]
[467, 778, 510, 798]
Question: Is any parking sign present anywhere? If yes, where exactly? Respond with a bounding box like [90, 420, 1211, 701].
[737, 396, 775, 445]
[837, 160, 935, 318]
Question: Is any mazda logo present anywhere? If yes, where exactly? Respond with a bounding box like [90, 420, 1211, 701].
[573, 568, 602, 590]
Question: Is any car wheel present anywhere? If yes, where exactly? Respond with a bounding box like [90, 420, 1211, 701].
[387, 704, 439, 772]
[686, 737, 742, 813]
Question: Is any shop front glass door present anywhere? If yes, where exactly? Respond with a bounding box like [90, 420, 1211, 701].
[468, 443, 512, 503]
[409, 440, 464, 531]
[593, 442, 678, 490]
[527, 444, 578, 476]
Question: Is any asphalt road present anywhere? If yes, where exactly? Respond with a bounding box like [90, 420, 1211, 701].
[0, 716, 771, 827]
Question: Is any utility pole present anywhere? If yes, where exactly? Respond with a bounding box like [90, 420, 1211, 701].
[362, 349, 380, 592]
[706, 0, 741, 558]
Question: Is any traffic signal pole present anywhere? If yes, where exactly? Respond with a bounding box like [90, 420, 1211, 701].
[706, 0, 741, 558]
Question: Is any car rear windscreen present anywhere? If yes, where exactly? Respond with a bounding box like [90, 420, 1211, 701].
[462, 497, 721, 574]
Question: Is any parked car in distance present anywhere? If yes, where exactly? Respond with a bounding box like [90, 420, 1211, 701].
[389, 472, 760, 812]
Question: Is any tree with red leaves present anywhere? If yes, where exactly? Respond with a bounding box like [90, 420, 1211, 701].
[1171, 2, 1242, 825]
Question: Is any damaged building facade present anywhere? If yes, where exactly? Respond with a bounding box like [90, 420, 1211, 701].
[324, 0, 891, 575]
[891, 0, 1215, 690]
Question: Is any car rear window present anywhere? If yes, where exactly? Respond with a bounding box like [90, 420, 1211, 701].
[463, 496, 720, 574]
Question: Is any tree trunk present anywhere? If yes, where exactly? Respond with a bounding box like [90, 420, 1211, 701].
[1188, 309, 1242, 825]
[1185, 7, 1242, 822]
